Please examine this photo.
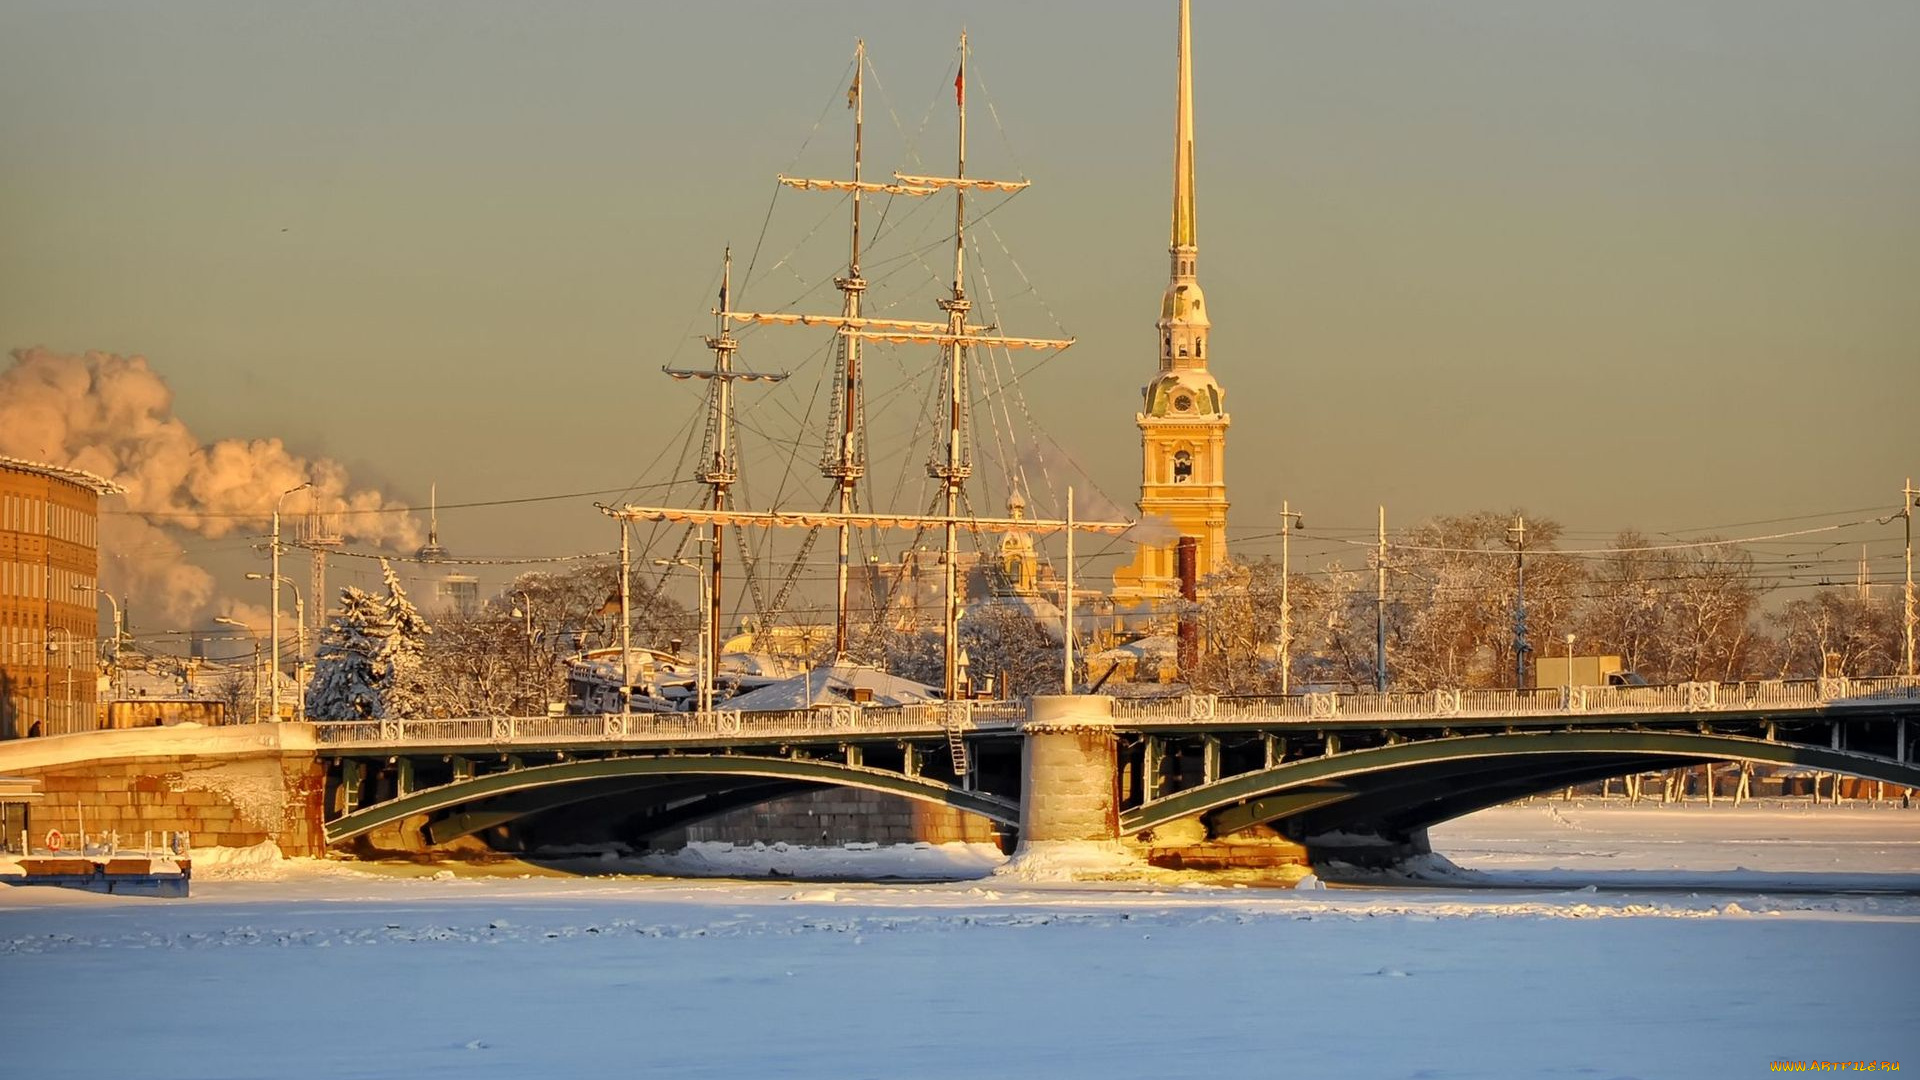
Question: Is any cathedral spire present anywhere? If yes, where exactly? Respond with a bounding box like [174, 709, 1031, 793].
[1171, 0, 1198, 264]
[1114, 0, 1231, 608]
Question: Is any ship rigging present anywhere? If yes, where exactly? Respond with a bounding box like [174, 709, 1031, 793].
[602, 32, 1130, 707]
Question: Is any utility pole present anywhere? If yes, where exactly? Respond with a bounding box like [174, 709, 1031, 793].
[619, 518, 633, 704]
[1063, 486, 1075, 695]
[1507, 515, 1529, 690]
[270, 481, 311, 722]
[1375, 506, 1388, 692]
[1278, 499, 1304, 694]
[1905, 477, 1918, 678]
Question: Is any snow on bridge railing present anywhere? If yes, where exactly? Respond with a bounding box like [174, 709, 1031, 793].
[309, 679, 1920, 746]
[311, 700, 1025, 748]
[1111, 677, 1920, 726]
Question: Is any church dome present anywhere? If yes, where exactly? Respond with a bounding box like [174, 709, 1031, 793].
[1142, 368, 1225, 418]
[1159, 280, 1210, 324]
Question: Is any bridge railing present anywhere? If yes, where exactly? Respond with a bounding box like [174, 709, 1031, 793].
[312, 677, 1920, 747]
[1112, 676, 1920, 727]
[312, 700, 1025, 749]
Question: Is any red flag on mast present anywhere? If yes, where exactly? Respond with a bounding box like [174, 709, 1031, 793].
[954, 69, 964, 107]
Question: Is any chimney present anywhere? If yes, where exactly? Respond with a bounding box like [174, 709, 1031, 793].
[1177, 536, 1199, 678]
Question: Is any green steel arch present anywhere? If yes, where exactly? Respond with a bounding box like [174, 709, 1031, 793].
[325, 753, 1020, 846]
[1122, 729, 1920, 837]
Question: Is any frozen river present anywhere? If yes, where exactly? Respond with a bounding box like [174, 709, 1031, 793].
[4, 804, 1916, 1079]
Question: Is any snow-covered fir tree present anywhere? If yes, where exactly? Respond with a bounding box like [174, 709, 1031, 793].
[304, 563, 435, 720]
[380, 559, 433, 717]
[305, 586, 394, 720]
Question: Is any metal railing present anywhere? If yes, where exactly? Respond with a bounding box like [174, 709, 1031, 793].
[1112, 677, 1920, 726]
[310, 678, 1920, 748]
[312, 699, 1025, 749]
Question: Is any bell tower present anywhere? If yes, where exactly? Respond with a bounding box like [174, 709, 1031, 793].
[1113, 0, 1230, 606]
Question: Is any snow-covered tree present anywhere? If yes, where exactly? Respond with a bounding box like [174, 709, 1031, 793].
[1768, 588, 1898, 678]
[381, 559, 433, 718]
[304, 564, 437, 720]
[306, 586, 394, 720]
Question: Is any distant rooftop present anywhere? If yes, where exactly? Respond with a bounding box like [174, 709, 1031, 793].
[0, 455, 125, 496]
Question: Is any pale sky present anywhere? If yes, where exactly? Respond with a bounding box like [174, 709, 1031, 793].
[3, 1, 1917, 614]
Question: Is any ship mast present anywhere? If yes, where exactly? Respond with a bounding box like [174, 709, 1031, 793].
[663, 249, 787, 675]
[824, 41, 870, 661]
[931, 30, 973, 701]
[674, 34, 1080, 702]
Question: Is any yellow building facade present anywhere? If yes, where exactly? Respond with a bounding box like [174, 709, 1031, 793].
[0, 456, 120, 737]
[1113, 0, 1231, 606]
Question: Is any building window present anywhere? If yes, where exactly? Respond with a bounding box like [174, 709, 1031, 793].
[1173, 450, 1193, 483]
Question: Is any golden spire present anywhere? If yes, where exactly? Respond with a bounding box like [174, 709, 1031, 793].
[1171, 0, 1197, 255]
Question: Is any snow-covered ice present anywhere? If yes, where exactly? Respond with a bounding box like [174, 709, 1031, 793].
[2, 804, 1915, 1079]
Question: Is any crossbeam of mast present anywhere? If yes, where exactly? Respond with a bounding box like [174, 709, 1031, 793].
[777, 175, 935, 196]
[603, 504, 1132, 537]
[721, 312, 1072, 350]
[892, 173, 1030, 192]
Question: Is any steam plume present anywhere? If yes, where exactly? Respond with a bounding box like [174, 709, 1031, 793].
[0, 347, 423, 625]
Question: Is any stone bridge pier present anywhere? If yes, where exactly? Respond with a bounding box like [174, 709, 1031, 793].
[1018, 695, 1120, 844]
[1015, 696, 1320, 876]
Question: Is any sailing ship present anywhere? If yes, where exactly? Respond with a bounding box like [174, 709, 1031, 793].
[577, 32, 1130, 715]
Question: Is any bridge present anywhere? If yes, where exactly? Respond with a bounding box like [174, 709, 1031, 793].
[306, 676, 1920, 867]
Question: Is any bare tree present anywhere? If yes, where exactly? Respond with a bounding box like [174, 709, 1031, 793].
[1577, 534, 1768, 683]
[1191, 558, 1287, 695]
[417, 610, 557, 716]
[1768, 589, 1899, 678]
[500, 561, 691, 656]
[1381, 512, 1580, 691]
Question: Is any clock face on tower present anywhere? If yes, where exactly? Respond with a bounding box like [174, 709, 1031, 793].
[1173, 394, 1193, 412]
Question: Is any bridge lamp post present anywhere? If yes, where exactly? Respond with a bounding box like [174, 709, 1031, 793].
[268, 482, 312, 724]
[214, 617, 263, 724]
[247, 573, 306, 719]
[652, 557, 712, 714]
[1277, 500, 1304, 695]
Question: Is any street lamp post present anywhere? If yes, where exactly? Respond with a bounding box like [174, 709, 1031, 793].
[653, 554, 712, 714]
[214, 617, 263, 724]
[247, 572, 306, 719]
[270, 482, 313, 724]
[45, 626, 76, 734]
[73, 584, 124, 706]
[509, 591, 543, 714]
[1564, 632, 1576, 708]
[1277, 500, 1304, 695]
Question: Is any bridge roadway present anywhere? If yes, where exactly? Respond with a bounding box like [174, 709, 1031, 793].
[315, 677, 1920, 865]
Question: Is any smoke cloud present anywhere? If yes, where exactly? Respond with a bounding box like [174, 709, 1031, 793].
[0, 347, 423, 625]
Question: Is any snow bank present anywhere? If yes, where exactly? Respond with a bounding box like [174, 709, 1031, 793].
[188, 841, 285, 879]
[1318, 850, 1483, 886]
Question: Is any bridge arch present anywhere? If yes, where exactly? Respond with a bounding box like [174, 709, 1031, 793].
[325, 753, 1020, 848]
[1123, 729, 1920, 839]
